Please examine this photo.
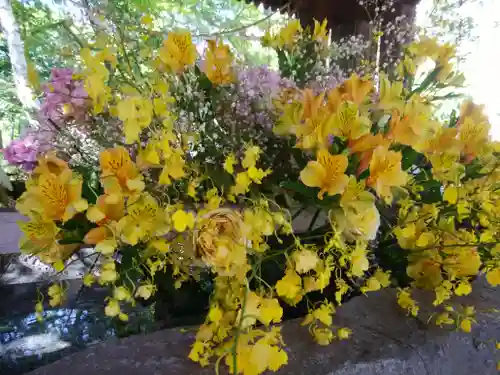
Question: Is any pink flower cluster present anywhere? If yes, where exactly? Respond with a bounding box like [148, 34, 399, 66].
[1, 132, 52, 171]
[39, 68, 88, 126]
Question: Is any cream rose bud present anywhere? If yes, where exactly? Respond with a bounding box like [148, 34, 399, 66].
[194, 208, 245, 269]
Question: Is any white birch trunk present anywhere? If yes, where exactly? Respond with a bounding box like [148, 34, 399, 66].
[0, 0, 36, 109]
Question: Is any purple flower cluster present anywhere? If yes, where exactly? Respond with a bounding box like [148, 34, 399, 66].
[39, 68, 88, 126]
[230, 66, 295, 130]
[2, 131, 52, 171]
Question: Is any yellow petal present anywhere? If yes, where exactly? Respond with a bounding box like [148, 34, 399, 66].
[443, 185, 458, 204]
[87, 206, 106, 223]
[126, 178, 145, 192]
[300, 161, 326, 188]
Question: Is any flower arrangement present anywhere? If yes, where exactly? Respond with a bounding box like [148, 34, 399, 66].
[6, 15, 500, 375]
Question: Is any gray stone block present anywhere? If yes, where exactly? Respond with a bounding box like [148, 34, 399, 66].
[27, 280, 500, 375]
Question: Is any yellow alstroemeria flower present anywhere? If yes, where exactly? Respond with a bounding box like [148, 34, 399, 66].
[276, 20, 302, 50]
[19, 169, 88, 222]
[367, 146, 408, 203]
[331, 102, 371, 141]
[377, 74, 404, 112]
[348, 133, 391, 175]
[312, 19, 328, 45]
[84, 194, 125, 246]
[100, 147, 144, 201]
[274, 101, 303, 136]
[117, 194, 163, 245]
[458, 117, 491, 161]
[333, 177, 381, 241]
[421, 126, 460, 156]
[388, 96, 437, 150]
[202, 40, 234, 85]
[458, 100, 489, 127]
[327, 74, 373, 112]
[32, 152, 69, 177]
[300, 149, 349, 199]
[18, 215, 78, 264]
[159, 30, 197, 72]
[295, 107, 334, 150]
[301, 89, 324, 121]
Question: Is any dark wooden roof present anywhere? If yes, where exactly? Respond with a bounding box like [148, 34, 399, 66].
[245, 0, 420, 28]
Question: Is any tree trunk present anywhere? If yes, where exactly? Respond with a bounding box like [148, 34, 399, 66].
[0, 0, 36, 110]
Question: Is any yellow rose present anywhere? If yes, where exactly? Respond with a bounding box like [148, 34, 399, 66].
[193, 208, 246, 271]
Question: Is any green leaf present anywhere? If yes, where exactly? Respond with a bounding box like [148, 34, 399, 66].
[281, 180, 317, 199]
[401, 147, 422, 170]
[419, 179, 442, 203]
[410, 67, 442, 96]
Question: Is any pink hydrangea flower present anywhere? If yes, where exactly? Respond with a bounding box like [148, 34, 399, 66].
[39, 67, 88, 126]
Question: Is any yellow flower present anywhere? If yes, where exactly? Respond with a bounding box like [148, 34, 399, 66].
[113, 286, 132, 301]
[118, 194, 163, 245]
[455, 280, 472, 296]
[295, 107, 333, 150]
[293, 248, 319, 274]
[194, 209, 247, 275]
[334, 180, 381, 241]
[367, 146, 408, 203]
[274, 101, 303, 136]
[202, 40, 234, 85]
[407, 257, 444, 289]
[230, 171, 252, 196]
[159, 30, 197, 72]
[458, 100, 489, 127]
[486, 268, 500, 286]
[443, 185, 458, 204]
[100, 261, 118, 284]
[18, 215, 76, 264]
[242, 146, 261, 169]
[223, 153, 236, 174]
[397, 289, 419, 316]
[328, 73, 373, 111]
[48, 284, 64, 307]
[87, 194, 124, 225]
[172, 209, 195, 232]
[301, 89, 324, 121]
[300, 150, 349, 199]
[337, 327, 352, 340]
[331, 102, 371, 141]
[341, 73, 373, 105]
[276, 269, 302, 300]
[460, 318, 472, 333]
[32, 152, 69, 177]
[387, 99, 436, 151]
[350, 245, 369, 277]
[312, 327, 334, 346]
[20, 169, 88, 222]
[377, 74, 404, 112]
[100, 147, 144, 200]
[117, 96, 153, 144]
[312, 19, 328, 45]
[159, 149, 186, 185]
[458, 117, 491, 161]
[276, 20, 302, 49]
[422, 126, 460, 156]
[348, 133, 391, 175]
[105, 298, 121, 317]
[259, 298, 283, 325]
